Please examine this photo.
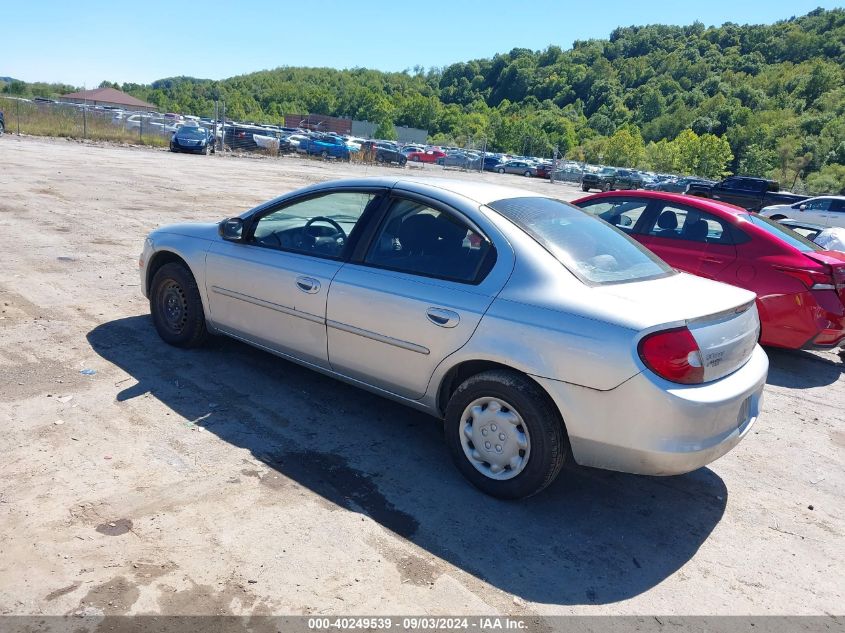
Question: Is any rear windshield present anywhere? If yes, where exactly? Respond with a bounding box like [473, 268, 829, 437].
[177, 127, 207, 139]
[488, 197, 674, 284]
[745, 214, 821, 252]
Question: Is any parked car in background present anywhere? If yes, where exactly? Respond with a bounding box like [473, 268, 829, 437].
[582, 167, 644, 192]
[362, 141, 406, 165]
[685, 176, 807, 211]
[496, 160, 537, 177]
[401, 145, 425, 156]
[534, 163, 554, 179]
[437, 152, 481, 169]
[581, 167, 617, 191]
[406, 149, 446, 163]
[482, 156, 503, 172]
[574, 190, 845, 350]
[759, 196, 845, 229]
[645, 176, 715, 193]
[170, 126, 215, 154]
[141, 177, 766, 498]
[299, 134, 351, 160]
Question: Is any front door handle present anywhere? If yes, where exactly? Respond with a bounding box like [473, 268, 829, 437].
[296, 276, 320, 294]
[426, 307, 460, 328]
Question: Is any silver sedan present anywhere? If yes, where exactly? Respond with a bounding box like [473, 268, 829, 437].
[140, 177, 767, 498]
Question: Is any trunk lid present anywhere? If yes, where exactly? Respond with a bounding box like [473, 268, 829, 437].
[593, 272, 760, 382]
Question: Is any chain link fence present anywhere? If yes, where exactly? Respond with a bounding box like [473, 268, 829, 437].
[0, 96, 174, 146]
[0, 96, 599, 187]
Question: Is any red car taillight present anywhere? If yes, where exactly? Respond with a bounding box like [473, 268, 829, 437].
[638, 327, 704, 385]
[774, 265, 836, 291]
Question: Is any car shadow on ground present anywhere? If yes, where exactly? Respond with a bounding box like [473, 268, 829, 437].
[765, 346, 844, 388]
[88, 316, 728, 606]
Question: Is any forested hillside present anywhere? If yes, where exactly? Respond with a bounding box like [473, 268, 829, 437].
[5, 8, 845, 191]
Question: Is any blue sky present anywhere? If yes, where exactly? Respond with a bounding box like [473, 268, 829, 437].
[2, 1, 842, 87]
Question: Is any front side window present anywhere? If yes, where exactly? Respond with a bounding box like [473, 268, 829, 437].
[489, 197, 673, 285]
[250, 192, 376, 259]
[365, 198, 493, 283]
[805, 198, 832, 211]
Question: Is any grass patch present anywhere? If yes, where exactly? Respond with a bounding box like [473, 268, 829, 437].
[0, 97, 168, 147]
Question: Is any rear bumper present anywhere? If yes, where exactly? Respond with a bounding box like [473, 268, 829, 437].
[532, 345, 768, 475]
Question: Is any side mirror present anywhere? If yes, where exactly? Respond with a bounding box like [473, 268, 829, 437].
[219, 217, 244, 242]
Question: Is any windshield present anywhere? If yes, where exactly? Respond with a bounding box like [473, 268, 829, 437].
[488, 197, 674, 284]
[177, 127, 207, 139]
[599, 168, 615, 175]
[745, 214, 822, 252]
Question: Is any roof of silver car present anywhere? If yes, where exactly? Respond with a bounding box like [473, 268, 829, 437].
[302, 176, 545, 206]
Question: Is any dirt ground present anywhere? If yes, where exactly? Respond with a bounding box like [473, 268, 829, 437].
[0, 136, 843, 618]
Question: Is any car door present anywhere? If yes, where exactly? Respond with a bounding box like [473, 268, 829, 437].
[325, 193, 510, 400]
[636, 202, 738, 279]
[824, 199, 845, 229]
[800, 198, 834, 225]
[204, 190, 383, 368]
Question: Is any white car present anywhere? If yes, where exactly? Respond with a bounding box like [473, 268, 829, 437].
[760, 196, 845, 229]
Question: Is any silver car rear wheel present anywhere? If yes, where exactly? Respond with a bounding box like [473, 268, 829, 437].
[459, 397, 531, 480]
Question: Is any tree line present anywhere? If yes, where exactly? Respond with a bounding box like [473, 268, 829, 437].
[4, 8, 844, 193]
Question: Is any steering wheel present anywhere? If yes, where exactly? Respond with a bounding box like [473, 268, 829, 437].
[300, 216, 347, 249]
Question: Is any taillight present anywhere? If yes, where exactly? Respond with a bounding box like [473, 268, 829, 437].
[774, 265, 835, 290]
[638, 327, 704, 384]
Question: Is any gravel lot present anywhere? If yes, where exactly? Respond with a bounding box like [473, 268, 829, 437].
[0, 136, 843, 618]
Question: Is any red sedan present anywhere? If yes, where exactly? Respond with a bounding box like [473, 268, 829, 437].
[406, 149, 446, 164]
[574, 191, 845, 349]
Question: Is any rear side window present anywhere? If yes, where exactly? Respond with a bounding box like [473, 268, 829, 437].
[365, 198, 494, 283]
[488, 197, 673, 285]
[744, 215, 822, 252]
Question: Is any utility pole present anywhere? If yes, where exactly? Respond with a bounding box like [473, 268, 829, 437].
[221, 100, 226, 151]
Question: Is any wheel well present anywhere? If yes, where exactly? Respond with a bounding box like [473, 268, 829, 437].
[145, 250, 189, 295]
[437, 361, 553, 417]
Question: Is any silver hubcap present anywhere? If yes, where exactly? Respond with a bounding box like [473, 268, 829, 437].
[459, 397, 530, 481]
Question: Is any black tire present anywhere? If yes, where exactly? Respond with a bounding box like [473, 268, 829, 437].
[321, 150, 329, 159]
[601, 182, 611, 192]
[399, 157, 407, 167]
[376, 154, 385, 163]
[444, 369, 567, 499]
[150, 262, 208, 348]
[170, 145, 178, 153]
[581, 184, 590, 192]
[524, 170, 532, 177]
[497, 167, 505, 174]
[204, 144, 210, 155]
[0, 121, 4, 136]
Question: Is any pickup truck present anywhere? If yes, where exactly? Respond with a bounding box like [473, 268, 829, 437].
[581, 167, 644, 192]
[685, 176, 807, 211]
[300, 135, 351, 160]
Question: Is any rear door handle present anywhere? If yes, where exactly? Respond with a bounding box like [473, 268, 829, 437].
[296, 276, 320, 294]
[426, 307, 460, 328]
